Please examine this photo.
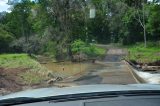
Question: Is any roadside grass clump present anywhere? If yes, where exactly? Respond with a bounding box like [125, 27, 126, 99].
[71, 40, 106, 58]
[0, 54, 51, 85]
[0, 54, 37, 68]
[20, 67, 50, 85]
[126, 42, 160, 63]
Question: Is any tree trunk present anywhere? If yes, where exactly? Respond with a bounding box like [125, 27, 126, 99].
[143, 2, 147, 48]
[144, 24, 147, 48]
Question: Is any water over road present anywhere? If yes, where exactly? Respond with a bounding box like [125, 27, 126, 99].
[54, 48, 139, 86]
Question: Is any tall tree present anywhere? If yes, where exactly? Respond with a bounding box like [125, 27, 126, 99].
[146, 3, 160, 41]
[134, 0, 147, 47]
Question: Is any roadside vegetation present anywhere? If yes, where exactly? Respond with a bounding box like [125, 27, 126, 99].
[0, 54, 51, 85]
[71, 40, 106, 58]
[126, 41, 160, 63]
[1, 0, 160, 57]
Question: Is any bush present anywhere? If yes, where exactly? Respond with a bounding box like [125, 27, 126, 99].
[71, 40, 105, 57]
[71, 39, 86, 53]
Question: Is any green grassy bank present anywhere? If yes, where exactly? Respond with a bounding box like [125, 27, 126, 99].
[125, 42, 160, 63]
[0, 54, 51, 85]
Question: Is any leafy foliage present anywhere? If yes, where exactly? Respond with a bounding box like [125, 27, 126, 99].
[71, 40, 105, 57]
[146, 4, 160, 40]
[0, 0, 160, 57]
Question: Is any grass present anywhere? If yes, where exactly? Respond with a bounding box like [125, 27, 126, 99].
[0, 54, 39, 68]
[125, 42, 160, 63]
[20, 70, 49, 85]
[0, 54, 51, 85]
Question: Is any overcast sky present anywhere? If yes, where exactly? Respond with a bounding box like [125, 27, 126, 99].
[0, 0, 10, 12]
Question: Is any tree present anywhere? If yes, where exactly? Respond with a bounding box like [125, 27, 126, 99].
[134, 1, 147, 47]
[0, 25, 14, 53]
[6, 0, 35, 53]
[1, 0, 160, 54]
[146, 4, 160, 41]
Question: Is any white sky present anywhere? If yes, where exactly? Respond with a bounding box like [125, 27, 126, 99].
[0, 0, 10, 12]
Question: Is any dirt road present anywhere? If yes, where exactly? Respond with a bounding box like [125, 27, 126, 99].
[57, 48, 139, 86]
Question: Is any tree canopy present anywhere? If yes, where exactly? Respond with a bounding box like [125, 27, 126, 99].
[0, 0, 160, 54]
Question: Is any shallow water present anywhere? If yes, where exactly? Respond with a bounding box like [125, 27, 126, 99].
[42, 61, 101, 78]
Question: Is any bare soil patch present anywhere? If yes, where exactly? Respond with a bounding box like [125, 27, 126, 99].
[0, 67, 60, 95]
[0, 67, 29, 95]
[0, 67, 50, 95]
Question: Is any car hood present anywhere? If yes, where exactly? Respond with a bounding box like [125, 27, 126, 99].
[0, 84, 160, 100]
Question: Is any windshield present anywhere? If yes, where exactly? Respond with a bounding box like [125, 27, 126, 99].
[0, 0, 160, 96]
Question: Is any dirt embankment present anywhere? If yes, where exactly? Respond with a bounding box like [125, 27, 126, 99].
[131, 60, 160, 66]
[130, 60, 160, 71]
[0, 68, 28, 95]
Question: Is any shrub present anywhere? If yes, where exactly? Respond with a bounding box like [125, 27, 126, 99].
[71, 40, 105, 57]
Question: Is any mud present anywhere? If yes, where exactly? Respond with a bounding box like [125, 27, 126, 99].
[0, 67, 52, 95]
[0, 68, 28, 95]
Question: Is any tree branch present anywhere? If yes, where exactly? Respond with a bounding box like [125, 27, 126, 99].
[134, 10, 144, 29]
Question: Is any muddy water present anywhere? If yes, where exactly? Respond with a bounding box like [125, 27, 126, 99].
[42, 62, 102, 78]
